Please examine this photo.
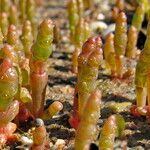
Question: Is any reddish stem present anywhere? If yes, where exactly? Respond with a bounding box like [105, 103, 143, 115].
[31, 72, 48, 117]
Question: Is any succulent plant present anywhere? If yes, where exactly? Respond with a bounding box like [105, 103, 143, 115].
[69, 36, 103, 129]
[99, 114, 125, 149]
[114, 12, 127, 78]
[31, 19, 54, 117]
[75, 90, 101, 150]
[131, 16, 150, 117]
[126, 26, 138, 59]
[67, 0, 79, 43]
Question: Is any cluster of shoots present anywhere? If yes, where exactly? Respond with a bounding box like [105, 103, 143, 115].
[104, 5, 148, 78]
[104, 11, 128, 78]
[69, 1, 150, 148]
[74, 89, 125, 149]
[99, 114, 125, 149]
[131, 16, 150, 117]
[0, 0, 37, 39]
[0, 1, 64, 147]
[69, 36, 126, 149]
[108, 0, 150, 78]
[106, 2, 150, 119]
[69, 36, 103, 129]
[75, 90, 101, 149]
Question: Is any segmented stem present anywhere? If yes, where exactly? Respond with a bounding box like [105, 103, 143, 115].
[75, 90, 101, 150]
[77, 36, 102, 116]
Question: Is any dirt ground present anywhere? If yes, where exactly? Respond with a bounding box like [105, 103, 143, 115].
[4, 0, 150, 149]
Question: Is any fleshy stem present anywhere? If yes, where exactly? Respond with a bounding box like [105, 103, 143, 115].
[75, 90, 101, 150]
[31, 19, 54, 117]
[103, 33, 116, 76]
[21, 20, 33, 59]
[72, 18, 90, 73]
[0, 57, 19, 147]
[132, 4, 145, 32]
[20, 20, 33, 86]
[31, 118, 47, 150]
[132, 17, 150, 117]
[77, 36, 102, 117]
[26, 0, 37, 38]
[114, 12, 127, 78]
[126, 26, 138, 59]
[99, 114, 125, 150]
[67, 0, 79, 43]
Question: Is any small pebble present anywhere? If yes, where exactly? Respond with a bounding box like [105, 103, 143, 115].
[20, 136, 33, 145]
[55, 139, 66, 146]
[97, 13, 105, 20]
[90, 21, 107, 32]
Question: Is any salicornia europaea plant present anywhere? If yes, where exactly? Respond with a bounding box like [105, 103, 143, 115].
[103, 33, 116, 76]
[7, 25, 23, 53]
[99, 114, 125, 149]
[0, 122, 17, 148]
[69, 36, 103, 128]
[126, 26, 138, 59]
[0, 57, 19, 147]
[72, 18, 90, 73]
[67, 0, 79, 43]
[30, 19, 54, 117]
[20, 20, 33, 87]
[74, 18, 90, 48]
[0, 58, 19, 111]
[75, 90, 101, 150]
[137, 0, 149, 17]
[42, 101, 63, 119]
[130, 3, 146, 55]
[104, 13, 138, 78]
[132, 4, 145, 32]
[6, 25, 25, 77]
[131, 17, 150, 117]
[0, 44, 18, 66]
[21, 20, 33, 59]
[114, 11, 127, 78]
[77, 36, 102, 116]
[26, 0, 37, 37]
[0, 44, 32, 124]
[31, 118, 47, 150]
[0, 1, 59, 147]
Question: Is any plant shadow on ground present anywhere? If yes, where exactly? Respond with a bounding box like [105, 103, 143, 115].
[48, 75, 76, 87]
